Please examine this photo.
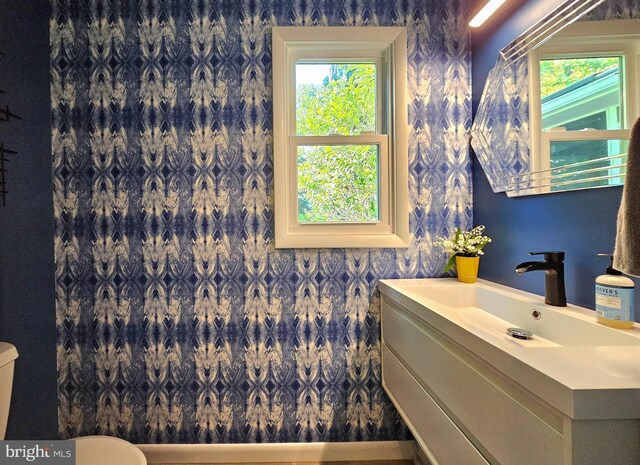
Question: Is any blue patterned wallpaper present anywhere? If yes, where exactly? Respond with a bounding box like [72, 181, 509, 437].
[51, 0, 472, 443]
[584, 0, 640, 20]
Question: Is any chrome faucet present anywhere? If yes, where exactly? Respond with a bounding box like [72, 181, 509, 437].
[515, 251, 567, 307]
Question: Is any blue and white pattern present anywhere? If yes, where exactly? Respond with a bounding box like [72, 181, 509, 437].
[471, 54, 530, 192]
[52, 0, 472, 443]
[584, 0, 640, 20]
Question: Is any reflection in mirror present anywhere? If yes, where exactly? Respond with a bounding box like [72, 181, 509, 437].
[472, 0, 640, 196]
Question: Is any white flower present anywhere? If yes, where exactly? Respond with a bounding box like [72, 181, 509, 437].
[433, 225, 492, 273]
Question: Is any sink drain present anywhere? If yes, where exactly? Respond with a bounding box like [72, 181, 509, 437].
[507, 327, 533, 340]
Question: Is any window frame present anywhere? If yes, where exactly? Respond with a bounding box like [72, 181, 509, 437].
[272, 26, 408, 249]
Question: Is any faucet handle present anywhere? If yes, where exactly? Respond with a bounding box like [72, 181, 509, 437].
[529, 251, 565, 262]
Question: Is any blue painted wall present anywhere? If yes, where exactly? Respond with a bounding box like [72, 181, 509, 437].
[0, 0, 58, 439]
[52, 0, 472, 443]
[471, 0, 640, 320]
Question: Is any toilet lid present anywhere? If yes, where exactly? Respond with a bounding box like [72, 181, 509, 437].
[74, 436, 146, 465]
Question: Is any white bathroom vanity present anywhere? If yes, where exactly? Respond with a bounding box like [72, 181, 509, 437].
[379, 279, 640, 465]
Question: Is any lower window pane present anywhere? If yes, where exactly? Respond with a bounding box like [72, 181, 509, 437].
[297, 145, 379, 223]
[550, 139, 628, 191]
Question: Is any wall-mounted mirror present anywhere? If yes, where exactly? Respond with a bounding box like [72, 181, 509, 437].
[472, 0, 640, 196]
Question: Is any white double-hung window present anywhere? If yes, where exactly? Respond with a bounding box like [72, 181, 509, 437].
[272, 27, 408, 248]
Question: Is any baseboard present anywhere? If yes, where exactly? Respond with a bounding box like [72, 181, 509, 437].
[137, 440, 416, 464]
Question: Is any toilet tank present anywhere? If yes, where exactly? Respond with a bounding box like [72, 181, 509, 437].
[0, 342, 18, 440]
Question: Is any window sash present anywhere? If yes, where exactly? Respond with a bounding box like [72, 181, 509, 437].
[289, 134, 389, 228]
[290, 53, 386, 136]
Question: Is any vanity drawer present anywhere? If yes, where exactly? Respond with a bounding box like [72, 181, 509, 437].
[382, 344, 490, 465]
[382, 298, 563, 465]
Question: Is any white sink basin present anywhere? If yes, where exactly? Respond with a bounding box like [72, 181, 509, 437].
[389, 279, 640, 348]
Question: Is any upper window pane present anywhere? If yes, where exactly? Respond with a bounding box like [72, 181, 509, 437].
[295, 63, 376, 136]
[540, 56, 623, 131]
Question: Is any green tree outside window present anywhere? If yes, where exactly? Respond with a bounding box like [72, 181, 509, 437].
[295, 63, 379, 223]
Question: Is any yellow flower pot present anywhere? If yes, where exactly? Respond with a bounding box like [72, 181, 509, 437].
[456, 256, 480, 283]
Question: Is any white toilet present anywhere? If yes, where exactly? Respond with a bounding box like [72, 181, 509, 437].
[74, 435, 147, 465]
[0, 342, 146, 465]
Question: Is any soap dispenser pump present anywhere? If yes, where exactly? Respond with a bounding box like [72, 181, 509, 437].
[595, 254, 635, 329]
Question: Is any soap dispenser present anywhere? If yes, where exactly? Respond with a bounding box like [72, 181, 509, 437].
[595, 254, 635, 329]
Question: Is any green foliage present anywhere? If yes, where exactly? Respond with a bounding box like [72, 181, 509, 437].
[295, 64, 379, 223]
[540, 57, 619, 99]
[296, 64, 376, 136]
[297, 145, 378, 222]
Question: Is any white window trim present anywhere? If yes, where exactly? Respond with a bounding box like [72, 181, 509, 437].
[529, 19, 640, 175]
[272, 26, 409, 249]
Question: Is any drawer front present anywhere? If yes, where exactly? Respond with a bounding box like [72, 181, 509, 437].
[383, 344, 490, 465]
[382, 299, 563, 465]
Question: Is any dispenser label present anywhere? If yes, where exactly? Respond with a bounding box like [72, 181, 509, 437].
[595, 284, 634, 321]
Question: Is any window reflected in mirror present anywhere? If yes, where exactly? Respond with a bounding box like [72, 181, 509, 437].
[528, 19, 638, 194]
[538, 54, 628, 190]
